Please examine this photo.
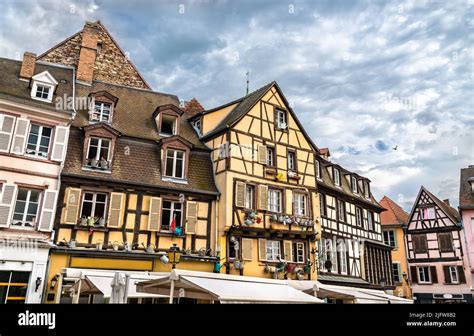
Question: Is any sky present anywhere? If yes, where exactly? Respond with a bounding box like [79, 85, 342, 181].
[0, 0, 472, 211]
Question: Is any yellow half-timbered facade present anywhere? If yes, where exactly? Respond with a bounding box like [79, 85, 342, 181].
[190, 81, 321, 280]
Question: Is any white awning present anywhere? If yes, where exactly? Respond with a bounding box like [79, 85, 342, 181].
[137, 269, 324, 304]
[287, 280, 413, 304]
[67, 269, 166, 299]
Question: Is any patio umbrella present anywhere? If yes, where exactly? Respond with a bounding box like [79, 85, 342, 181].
[110, 272, 127, 304]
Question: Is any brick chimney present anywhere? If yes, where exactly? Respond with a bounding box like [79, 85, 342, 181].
[319, 147, 331, 161]
[443, 199, 450, 206]
[183, 98, 205, 118]
[76, 21, 100, 83]
[19, 52, 36, 79]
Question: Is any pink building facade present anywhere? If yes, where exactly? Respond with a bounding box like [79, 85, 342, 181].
[459, 166, 474, 298]
[406, 186, 472, 303]
[0, 53, 74, 303]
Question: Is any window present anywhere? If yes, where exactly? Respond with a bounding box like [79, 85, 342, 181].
[80, 192, 107, 221]
[294, 193, 307, 216]
[91, 102, 111, 123]
[417, 266, 431, 284]
[339, 248, 348, 274]
[228, 237, 240, 259]
[266, 147, 275, 167]
[191, 118, 201, 135]
[0, 271, 30, 304]
[275, 109, 287, 129]
[86, 137, 110, 166]
[413, 234, 428, 253]
[364, 181, 370, 198]
[392, 263, 402, 283]
[266, 240, 281, 261]
[326, 239, 338, 273]
[294, 242, 305, 263]
[355, 207, 362, 226]
[448, 266, 459, 284]
[160, 114, 177, 135]
[161, 200, 182, 231]
[35, 85, 50, 100]
[315, 160, 321, 179]
[422, 207, 436, 220]
[351, 176, 358, 193]
[25, 124, 52, 158]
[165, 149, 185, 179]
[319, 193, 326, 216]
[334, 168, 341, 186]
[268, 189, 282, 213]
[245, 184, 255, 210]
[367, 211, 374, 230]
[337, 200, 345, 222]
[383, 230, 396, 247]
[12, 188, 40, 228]
[438, 232, 454, 252]
[287, 151, 296, 171]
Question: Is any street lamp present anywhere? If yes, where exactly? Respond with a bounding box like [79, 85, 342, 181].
[167, 244, 182, 269]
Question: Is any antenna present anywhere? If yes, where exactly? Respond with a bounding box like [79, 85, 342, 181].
[246, 70, 250, 95]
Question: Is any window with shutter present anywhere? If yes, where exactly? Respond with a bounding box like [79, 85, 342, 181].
[63, 188, 81, 224]
[0, 114, 16, 152]
[38, 189, 58, 232]
[148, 197, 162, 231]
[0, 184, 17, 228]
[258, 238, 267, 261]
[438, 232, 453, 252]
[241, 238, 253, 261]
[235, 181, 245, 208]
[107, 193, 124, 228]
[257, 145, 267, 164]
[51, 126, 69, 162]
[185, 201, 198, 234]
[258, 185, 268, 210]
[10, 118, 30, 155]
[413, 234, 428, 253]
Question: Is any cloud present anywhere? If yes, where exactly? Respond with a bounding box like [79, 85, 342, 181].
[0, 0, 472, 211]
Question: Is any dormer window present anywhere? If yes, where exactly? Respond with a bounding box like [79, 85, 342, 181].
[30, 71, 58, 103]
[334, 168, 341, 186]
[160, 114, 177, 136]
[88, 91, 118, 124]
[191, 118, 202, 136]
[364, 181, 370, 198]
[275, 108, 287, 130]
[92, 102, 112, 123]
[153, 105, 183, 138]
[351, 176, 358, 193]
[165, 148, 185, 179]
[81, 123, 120, 172]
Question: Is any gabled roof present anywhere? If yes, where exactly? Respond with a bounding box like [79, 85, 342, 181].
[459, 166, 474, 210]
[82, 122, 121, 137]
[379, 196, 409, 226]
[32, 70, 58, 85]
[407, 186, 461, 225]
[199, 81, 318, 151]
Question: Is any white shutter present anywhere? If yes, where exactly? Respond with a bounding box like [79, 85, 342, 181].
[284, 240, 293, 262]
[10, 118, 29, 155]
[148, 197, 162, 231]
[235, 181, 245, 208]
[0, 114, 16, 152]
[38, 190, 58, 232]
[258, 185, 268, 210]
[0, 184, 17, 228]
[258, 238, 267, 261]
[63, 188, 82, 224]
[51, 126, 69, 162]
[242, 238, 253, 261]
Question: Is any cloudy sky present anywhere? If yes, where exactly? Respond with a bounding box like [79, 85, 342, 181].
[1, 0, 472, 210]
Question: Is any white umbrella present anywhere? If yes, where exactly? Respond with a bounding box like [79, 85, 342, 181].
[110, 272, 127, 304]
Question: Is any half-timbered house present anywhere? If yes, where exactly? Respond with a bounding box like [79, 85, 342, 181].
[315, 150, 394, 294]
[406, 186, 472, 303]
[189, 81, 321, 280]
[37, 21, 219, 304]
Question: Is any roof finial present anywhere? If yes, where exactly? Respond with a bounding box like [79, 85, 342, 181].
[246, 70, 250, 95]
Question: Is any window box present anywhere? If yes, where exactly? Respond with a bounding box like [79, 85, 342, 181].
[287, 170, 300, 180]
[265, 167, 277, 175]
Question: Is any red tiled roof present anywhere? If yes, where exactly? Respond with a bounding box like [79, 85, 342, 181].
[379, 196, 409, 225]
[183, 98, 205, 118]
